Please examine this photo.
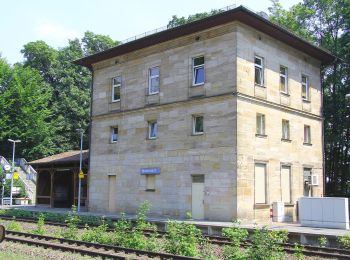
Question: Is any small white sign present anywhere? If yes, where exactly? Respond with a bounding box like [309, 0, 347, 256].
[5, 174, 11, 180]
[4, 165, 11, 171]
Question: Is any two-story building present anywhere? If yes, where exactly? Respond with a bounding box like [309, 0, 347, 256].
[74, 6, 336, 222]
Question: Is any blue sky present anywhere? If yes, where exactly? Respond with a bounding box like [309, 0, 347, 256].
[0, 0, 300, 64]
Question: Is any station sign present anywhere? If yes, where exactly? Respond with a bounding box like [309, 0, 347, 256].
[13, 172, 19, 180]
[140, 168, 160, 175]
[79, 170, 84, 179]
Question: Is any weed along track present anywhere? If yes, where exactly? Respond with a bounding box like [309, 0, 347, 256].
[5, 230, 200, 259]
[1, 206, 350, 259]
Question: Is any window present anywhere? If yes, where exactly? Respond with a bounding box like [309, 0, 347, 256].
[146, 175, 156, 191]
[255, 163, 267, 204]
[301, 75, 309, 100]
[256, 113, 265, 136]
[148, 67, 160, 94]
[254, 56, 264, 86]
[280, 66, 288, 93]
[193, 115, 204, 134]
[192, 56, 205, 86]
[112, 76, 121, 102]
[281, 165, 291, 203]
[282, 119, 290, 140]
[111, 127, 118, 143]
[148, 121, 158, 139]
[304, 125, 311, 144]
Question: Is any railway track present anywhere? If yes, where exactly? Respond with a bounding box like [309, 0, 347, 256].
[1, 215, 350, 259]
[5, 230, 200, 260]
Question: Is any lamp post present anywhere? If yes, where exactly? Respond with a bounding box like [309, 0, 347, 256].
[8, 139, 21, 206]
[76, 129, 83, 213]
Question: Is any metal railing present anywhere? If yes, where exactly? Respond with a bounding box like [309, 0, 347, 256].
[17, 158, 37, 184]
[0, 156, 10, 169]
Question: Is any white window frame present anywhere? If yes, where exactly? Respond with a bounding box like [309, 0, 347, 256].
[254, 56, 264, 86]
[111, 127, 118, 143]
[148, 67, 160, 95]
[301, 75, 309, 100]
[148, 121, 158, 139]
[112, 76, 121, 102]
[192, 56, 205, 86]
[282, 119, 290, 140]
[256, 113, 265, 136]
[192, 115, 204, 135]
[304, 125, 311, 144]
[280, 66, 288, 94]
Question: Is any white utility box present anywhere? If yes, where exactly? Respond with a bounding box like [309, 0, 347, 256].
[299, 197, 349, 229]
[272, 201, 285, 222]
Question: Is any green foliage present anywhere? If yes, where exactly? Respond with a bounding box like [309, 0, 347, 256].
[247, 226, 288, 260]
[164, 220, 203, 257]
[6, 217, 23, 232]
[81, 220, 112, 245]
[318, 236, 328, 247]
[3, 179, 26, 198]
[61, 206, 80, 240]
[222, 222, 249, 259]
[167, 9, 223, 28]
[32, 213, 45, 235]
[338, 233, 350, 249]
[294, 243, 304, 260]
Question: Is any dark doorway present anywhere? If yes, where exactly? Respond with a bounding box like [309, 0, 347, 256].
[53, 171, 73, 208]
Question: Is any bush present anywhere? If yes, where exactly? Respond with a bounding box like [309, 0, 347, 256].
[81, 220, 112, 244]
[294, 243, 304, 260]
[61, 206, 80, 240]
[338, 233, 350, 249]
[32, 213, 45, 235]
[6, 217, 23, 232]
[247, 226, 288, 259]
[222, 222, 248, 259]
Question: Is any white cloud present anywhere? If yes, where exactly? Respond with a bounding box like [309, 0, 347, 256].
[35, 22, 80, 40]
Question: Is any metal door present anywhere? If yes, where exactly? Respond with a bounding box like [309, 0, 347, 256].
[192, 176, 204, 219]
[108, 175, 116, 212]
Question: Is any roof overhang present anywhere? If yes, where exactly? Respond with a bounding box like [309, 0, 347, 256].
[73, 6, 336, 69]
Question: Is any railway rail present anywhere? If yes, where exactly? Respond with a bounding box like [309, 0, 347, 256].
[1, 215, 350, 259]
[4, 230, 200, 260]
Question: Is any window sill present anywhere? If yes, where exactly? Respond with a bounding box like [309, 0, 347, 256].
[255, 134, 267, 138]
[192, 132, 204, 136]
[302, 99, 311, 103]
[280, 92, 290, 97]
[111, 99, 120, 103]
[147, 92, 159, 96]
[284, 203, 295, 207]
[110, 141, 118, 144]
[147, 137, 157, 140]
[192, 83, 204, 87]
[303, 142, 312, 146]
[281, 138, 292, 143]
[254, 204, 270, 209]
[255, 84, 265, 88]
[145, 189, 156, 192]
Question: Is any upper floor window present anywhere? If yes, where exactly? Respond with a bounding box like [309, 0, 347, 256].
[301, 75, 309, 100]
[192, 56, 205, 86]
[282, 119, 290, 140]
[112, 76, 121, 102]
[192, 115, 204, 134]
[280, 66, 288, 94]
[254, 56, 264, 86]
[148, 121, 158, 139]
[304, 125, 311, 144]
[256, 113, 266, 136]
[111, 127, 118, 143]
[148, 67, 160, 94]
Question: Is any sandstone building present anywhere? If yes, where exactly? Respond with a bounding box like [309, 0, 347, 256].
[75, 6, 336, 222]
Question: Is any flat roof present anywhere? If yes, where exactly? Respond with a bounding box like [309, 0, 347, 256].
[29, 150, 89, 167]
[74, 5, 336, 69]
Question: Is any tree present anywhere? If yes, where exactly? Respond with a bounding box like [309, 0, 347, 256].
[167, 9, 222, 28]
[82, 31, 119, 56]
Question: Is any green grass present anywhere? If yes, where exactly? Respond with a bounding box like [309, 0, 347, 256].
[0, 251, 44, 260]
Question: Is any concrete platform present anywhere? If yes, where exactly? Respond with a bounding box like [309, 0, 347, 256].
[1, 205, 348, 246]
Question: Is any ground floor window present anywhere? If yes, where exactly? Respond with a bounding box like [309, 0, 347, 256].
[281, 165, 291, 203]
[254, 163, 267, 204]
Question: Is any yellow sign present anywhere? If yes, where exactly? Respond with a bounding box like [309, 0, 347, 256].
[13, 172, 19, 180]
[79, 170, 84, 179]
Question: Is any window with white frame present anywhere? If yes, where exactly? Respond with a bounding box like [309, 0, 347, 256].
[112, 76, 121, 102]
[254, 56, 264, 86]
[304, 125, 311, 144]
[256, 113, 265, 136]
[281, 165, 291, 203]
[255, 163, 267, 204]
[280, 66, 288, 93]
[301, 75, 309, 100]
[148, 121, 158, 139]
[282, 119, 290, 140]
[111, 127, 118, 143]
[148, 67, 160, 94]
[192, 56, 205, 86]
[192, 115, 204, 134]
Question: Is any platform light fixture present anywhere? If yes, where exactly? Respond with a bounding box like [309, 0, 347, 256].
[8, 139, 21, 206]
